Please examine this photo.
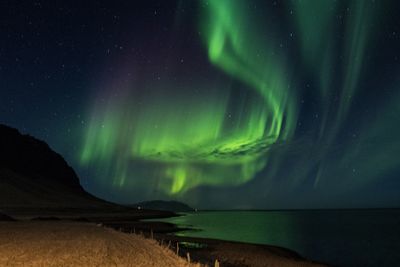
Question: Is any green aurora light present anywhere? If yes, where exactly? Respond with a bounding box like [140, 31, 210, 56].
[79, 0, 398, 203]
[80, 0, 296, 195]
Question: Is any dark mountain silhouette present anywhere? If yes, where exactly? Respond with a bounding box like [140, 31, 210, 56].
[131, 200, 194, 212]
[0, 124, 112, 210]
[0, 212, 15, 221]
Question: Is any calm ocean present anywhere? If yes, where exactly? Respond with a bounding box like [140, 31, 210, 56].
[154, 209, 400, 267]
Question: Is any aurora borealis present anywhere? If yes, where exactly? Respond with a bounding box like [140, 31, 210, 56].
[80, 0, 297, 195]
[1, 0, 400, 208]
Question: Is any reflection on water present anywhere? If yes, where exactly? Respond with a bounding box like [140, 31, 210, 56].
[152, 210, 400, 267]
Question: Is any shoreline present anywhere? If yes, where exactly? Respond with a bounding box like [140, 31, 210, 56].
[104, 212, 330, 267]
[153, 233, 328, 267]
[1, 208, 329, 266]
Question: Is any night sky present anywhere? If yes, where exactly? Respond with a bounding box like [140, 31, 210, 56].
[1, 0, 400, 209]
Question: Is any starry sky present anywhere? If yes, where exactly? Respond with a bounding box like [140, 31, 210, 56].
[1, 0, 400, 209]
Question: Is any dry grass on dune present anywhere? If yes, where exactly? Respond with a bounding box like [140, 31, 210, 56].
[0, 221, 200, 267]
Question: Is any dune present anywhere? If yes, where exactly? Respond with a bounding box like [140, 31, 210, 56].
[0, 221, 200, 267]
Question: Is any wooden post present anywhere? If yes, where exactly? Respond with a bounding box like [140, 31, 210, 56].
[150, 229, 153, 239]
[186, 252, 191, 263]
[176, 242, 179, 255]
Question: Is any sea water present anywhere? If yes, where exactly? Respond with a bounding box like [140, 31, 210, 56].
[153, 209, 400, 267]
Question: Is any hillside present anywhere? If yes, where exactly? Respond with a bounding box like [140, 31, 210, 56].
[0, 124, 112, 210]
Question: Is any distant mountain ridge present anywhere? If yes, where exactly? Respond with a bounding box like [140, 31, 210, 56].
[131, 200, 194, 212]
[0, 124, 112, 209]
[0, 212, 15, 221]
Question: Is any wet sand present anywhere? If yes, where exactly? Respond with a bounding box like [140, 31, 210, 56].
[154, 234, 328, 267]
